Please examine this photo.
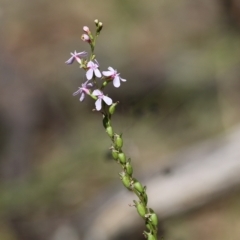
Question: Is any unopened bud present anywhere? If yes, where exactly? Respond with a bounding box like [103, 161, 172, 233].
[83, 26, 90, 34]
[119, 172, 131, 188]
[111, 149, 118, 160]
[118, 152, 126, 164]
[106, 126, 114, 137]
[144, 232, 156, 240]
[94, 19, 99, 26]
[109, 102, 118, 115]
[115, 134, 123, 148]
[133, 180, 144, 194]
[81, 34, 90, 42]
[142, 192, 148, 204]
[97, 22, 103, 32]
[134, 200, 146, 218]
[125, 162, 133, 176]
[149, 213, 158, 227]
[146, 223, 152, 231]
[102, 115, 110, 128]
[102, 81, 108, 87]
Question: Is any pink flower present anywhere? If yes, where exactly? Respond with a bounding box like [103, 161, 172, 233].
[83, 26, 90, 34]
[92, 89, 112, 111]
[102, 67, 126, 88]
[73, 80, 93, 101]
[65, 51, 87, 65]
[81, 34, 91, 42]
[86, 60, 102, 80]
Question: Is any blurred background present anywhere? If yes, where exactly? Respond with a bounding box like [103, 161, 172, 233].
[0, 0, 240, 239]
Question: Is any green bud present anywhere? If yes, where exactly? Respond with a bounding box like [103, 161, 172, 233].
[142, 192, 148, 205]
[134, 201, 146, 218]
[125, 162, 133, 176]
[149, 213, 158, 227]
[122, 176, 131, 188]
[119, 172, 131, 188]
[102, 115, 110, 128]
[106, 126, 113, 137]
[118, 152, 126, 164]
[102, 81, 108, 87]
[144, 232, 156, 240]
[133, 180, 144, 194]
[111, 149, 118, 160]
[115, 135, 123, 148]
[146, 223, 152, 231]
[109, 102, 118, 115]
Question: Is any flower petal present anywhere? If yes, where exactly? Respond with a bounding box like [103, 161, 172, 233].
[102, 70, 112, 77]
[108, 67, 114, 72]
[80, 92, 85, 101]
[87, 61, 94, 68]
[94, 69, 102, 78]
[92, 89, 101, 96]
[75, 57, 81, 64]
[95, 98, 102, 111]
[78, 51, 88, 57]
[87, 83, 93, 87]
[103, 96, 113, 105]
[86, 69, 93, 80]
[113, 76, 120, 88]
[120, 77, 127, 82]
[73, 88, 81, 96]
[65, 56, 74, 64]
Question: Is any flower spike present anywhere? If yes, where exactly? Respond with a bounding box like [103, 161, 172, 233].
[65, 20, 159, 239]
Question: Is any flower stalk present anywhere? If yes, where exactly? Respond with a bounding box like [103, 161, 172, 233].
[66, 20, 158, 240]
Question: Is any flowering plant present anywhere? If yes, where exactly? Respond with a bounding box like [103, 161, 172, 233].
[66, 20, 158, 240]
